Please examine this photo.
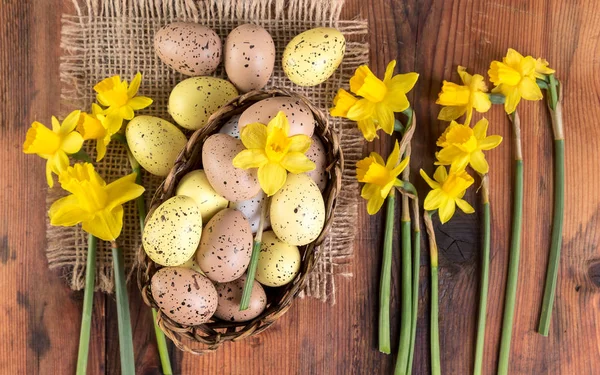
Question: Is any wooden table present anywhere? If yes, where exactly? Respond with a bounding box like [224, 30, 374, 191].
[1, 0, 599, 373]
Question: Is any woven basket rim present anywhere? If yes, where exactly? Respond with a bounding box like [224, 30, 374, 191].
[136, 88, 343, 354]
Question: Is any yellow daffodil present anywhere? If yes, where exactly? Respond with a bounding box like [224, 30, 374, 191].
[436, 66, 491, 126]
[330, 60, 419, 141]
[488, 48, 544, 114]
[534, 58, 555, 79]
[94, 72, 152, 120]
[23, 110, 84, 187]
[357, 141, 410, 215]
[233, 111, 315, 196]
[77, 104, 123, 162]
[435, 118, 502, 175]
[48, 163, 145, 241]
[420, 166, 475, 224]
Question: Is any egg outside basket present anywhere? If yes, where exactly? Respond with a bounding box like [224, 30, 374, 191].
[137, 88, 343, 354]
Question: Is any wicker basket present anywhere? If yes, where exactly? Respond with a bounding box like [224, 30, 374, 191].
[137, 88, 343, 354]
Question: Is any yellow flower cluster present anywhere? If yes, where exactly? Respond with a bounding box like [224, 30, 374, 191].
[330, 60, 418, 141]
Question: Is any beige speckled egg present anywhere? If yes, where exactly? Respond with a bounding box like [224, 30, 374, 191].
[270, 173, 325, 246]
[143, 196, 202, 266]
[151, 267, 217, 326]
[229, 189, 271, 234]
[196, 208, 253, 283]
[224, 24, 275, 93]
[176, 169, 228, 223]
[256, 231, 301, 287]
[202, 134, 261, 202]
[282, 27, 345, 86]
[218, 114, 241, 139]
[238, 97, 314, 136]
[154, 22, 221, 76]
[168, 77, 238, 130]
[214, 275, 267, 322]
[306, 135, 328, 191]
[126, 116, 187, 177]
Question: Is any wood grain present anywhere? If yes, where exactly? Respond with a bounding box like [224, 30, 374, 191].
[1, 0, 599, 373]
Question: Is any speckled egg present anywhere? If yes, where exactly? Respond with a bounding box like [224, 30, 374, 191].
[238, 97, 315, 136]
[270, 173, 325, 246]
[180, 255, 205, 275]
[230, 189, 271, 233]
[126, 116, 187, 177]
[282, 27, 345, 86]
[143, 196, 202, 266]
[218, 114, 241, 139]
[224, 24, 275, 93]
[154, 22, 221, 76]
[168, 77, 238, 130]
[196, 208, 253, 283]
[306, 135, 328, 191]
[151, 267, 217, 326]
[214, 275, 267, 322]
[176, 169, 228, 223]
[202, 134, 261, 202]
[255, 231, 301, 287]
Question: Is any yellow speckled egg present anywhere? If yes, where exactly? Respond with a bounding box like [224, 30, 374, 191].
[256, 231, 301, 287]
[196, 208, 253, 283]
[168, 77, 238, 130]
[202, 134, 261, 202]
[282, 27, 345, 86]
[143, 196, 202, 266]
[270, 173, 325, 246]
[176, 169, 228, 223]
[151, 267, 217, 325]
[214, 275, 267, 322]
[238, 97, 314, 136]
[126, 116, 187, 177]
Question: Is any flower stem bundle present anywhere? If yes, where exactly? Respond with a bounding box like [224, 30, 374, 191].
[379, 191, 396, 353]
[76, 234, 97, 375]
[240, 199, 269, 311]
[423, 211, 440, 375]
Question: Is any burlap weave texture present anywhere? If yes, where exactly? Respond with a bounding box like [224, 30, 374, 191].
[49, 0, 368, 303]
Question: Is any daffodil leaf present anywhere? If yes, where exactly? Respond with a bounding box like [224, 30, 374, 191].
[487, 93, 506, 105]
[536, 79, 549, 90]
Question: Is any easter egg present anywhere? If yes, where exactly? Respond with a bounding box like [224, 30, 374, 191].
[214, 275, 267, 322]
[126, 116, 187, 177]
[270, 173, 325, 246]
[168, 77, 238, 130]
[218, 114, 241, 139]
[175, 169, 228, 223]
[282, 27, 345, 86]
[143, 196, 202, 266]
[306, 135, 328, 191]
[196, 208, 253, 283]
[224, 24, 275, 92]
[229, 189, 270, 234]
[151, 267, 218, 325]
[154, 22, 221, 76]
[238, 97, 314, 136]
[255, 231, 301, 287]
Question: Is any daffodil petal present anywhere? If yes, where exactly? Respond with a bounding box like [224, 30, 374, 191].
[383, 60, 397, 83]
[473, 118, 489, 140]
[386, 141, 401, 169]
[127, 72, 142, 98]
[267, 111, 290, 136]
[423, 189, 445, 211]
[128, 96, 153, 110]
[60, 110, 82, 135]
[437, 106, 467, 122]
[504, 88, 521, 114]
[288, 134, 312, 153]
[61, 131, 84, 154]
[104, 172, 145, 210]
[357, 118, 379, 142]
[82, 206, 124, 241]
[241, 123, 268, 149]
[51, 116, 61, 132]
[281, 153, 315, 174]
[374, 104, 395, 135]
[119, 106, 135, 120]
[519, 77, 543, 101]
[105, 115, 123, 135]
[382, 92, 410, 113]
[472, 92, 492, 113]
[469, 150, 489, 175]
[258, 162, 287, 196]
[46, 160, 54, 187]
[479, 135, 503, 151]
[391, 156, 409, 177]
[367, 194, 385, 215]
[96, 139, 107, 162]
[389, 72, 419, 93]
[371, 152, 385, 166]
[330, 89, 359, 117]
[456, 198, 475, 214]
[232, 149, 269, 169]
[438, 199, 456, 224]
[420, 169, 440, 189]
[346, 99, 376, 121]
[361, 183, 379, 200]
[433, 165, 448, 184]
[49, 194, 90, 226]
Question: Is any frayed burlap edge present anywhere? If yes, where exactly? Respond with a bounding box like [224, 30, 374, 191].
[49, 0, 368, 303]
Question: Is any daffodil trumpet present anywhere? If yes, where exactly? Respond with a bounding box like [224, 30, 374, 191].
[240, 198, 270, 311]
[538, 74, 565, 336]
[498, 111, 524, 375]
[76, 234, 97, 375]
[423, 210, 441, 375]
[112, 132, 173, 375]
[474, 174, 491, 375]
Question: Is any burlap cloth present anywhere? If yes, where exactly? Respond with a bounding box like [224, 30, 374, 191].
[48, 0, 368, 303]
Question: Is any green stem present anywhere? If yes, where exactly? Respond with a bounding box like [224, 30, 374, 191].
[423, 211, 440, 375]
[111, 243, 135, 375]
[240, 197, 269, 310]
[498, 111, 523, 374]
[474, 183, 491, 375]
[538, 75, 564, 336]
[76, 234, 97, 375]
[379, 192, 396, 354]
[394, 219, 412, 374]
[122, 142, 172, 375]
